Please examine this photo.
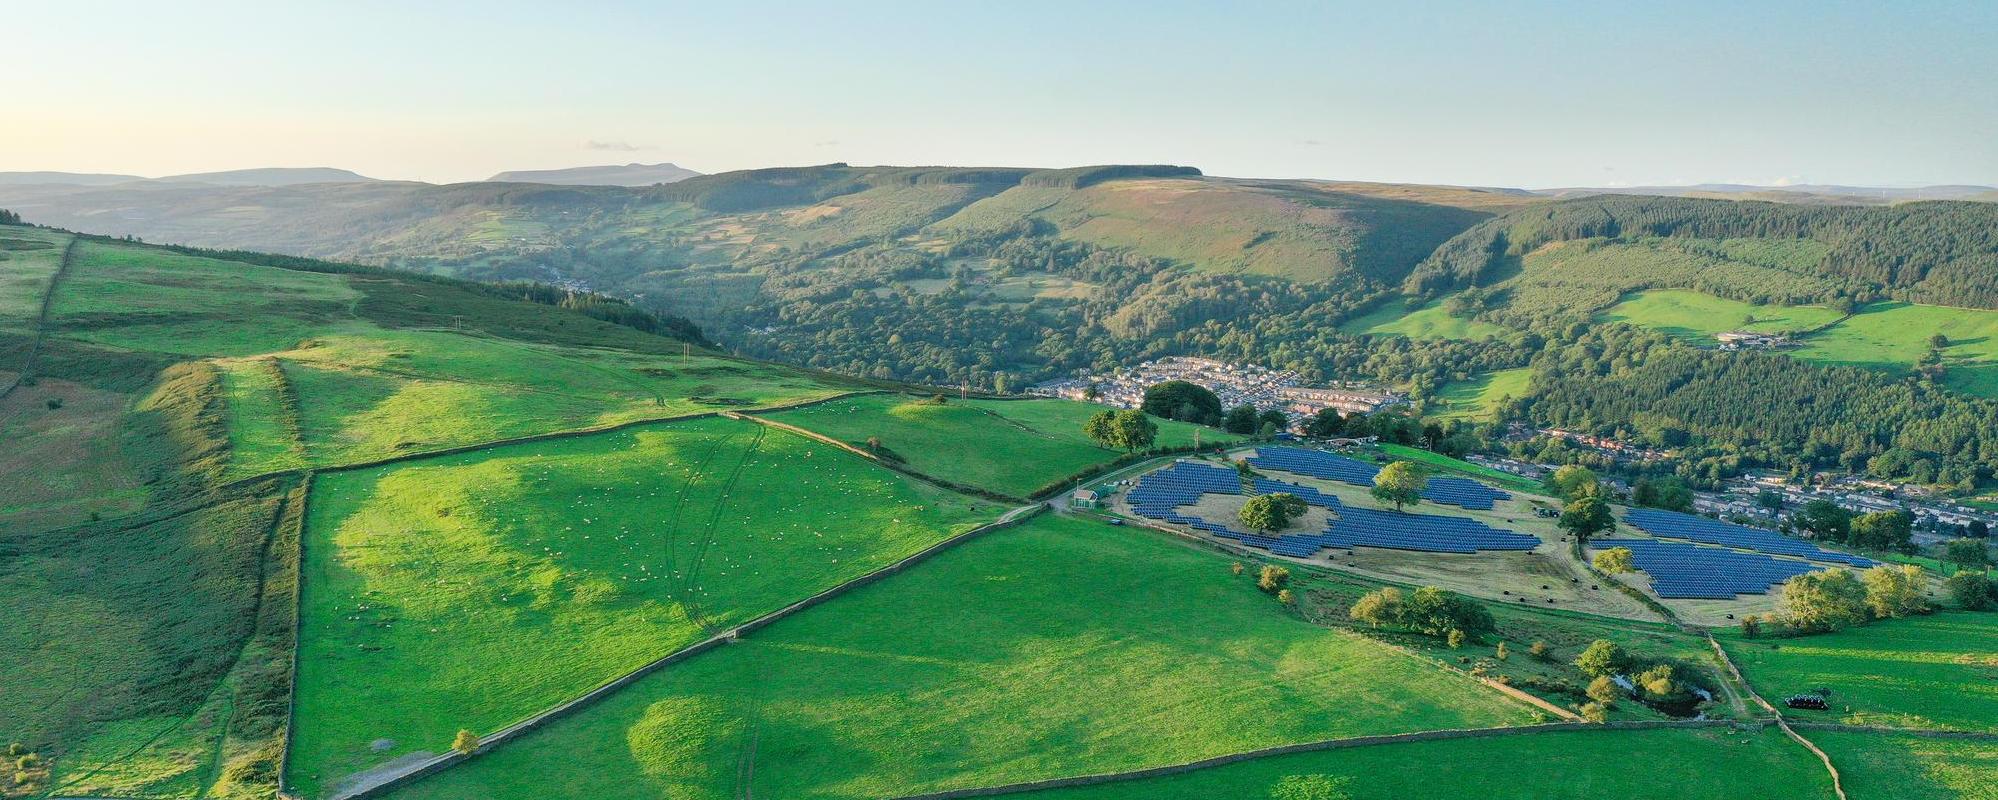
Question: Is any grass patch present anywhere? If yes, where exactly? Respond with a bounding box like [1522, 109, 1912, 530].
[219, 358, 309, 479]
[1598, 289, 1845, 342]
[1007, 726, 1831, 800]
[287, 416, 1001, 797]
[0, 227, 69, 334]
[51, 240, 358, 357]
[1718, 612, 1998, 732]
[1810, 729, 1998, 800]
[1430, 367, 1532, 421]
[0, 375, 147, 530]
[766, 395, 1234, 497]
[1375, 443, 1542, 494]
[381, 515, 1542, 800]
[1340, 297, 1510, 341]
[1793, 301, 1998, 398]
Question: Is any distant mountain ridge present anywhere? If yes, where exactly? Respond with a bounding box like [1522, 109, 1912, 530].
[0, 166, 377, 187]
[486, 162, 702, 186]
[1537, 183, 1998, 204]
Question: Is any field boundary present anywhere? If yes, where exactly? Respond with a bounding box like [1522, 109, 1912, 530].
[888, 719, 1749, 800]
[0, 234, 78, 399]
[727, 410, 1030, 504]
[1707, 633, 1848, 800]
[272, 472, 315, 800]
[319, 502, 1047, 800]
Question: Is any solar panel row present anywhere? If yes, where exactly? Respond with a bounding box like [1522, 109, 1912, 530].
[1245, 447, 1512, 510]
[1125, 461, 1540, 558]
[1594, 538, 1822, 599]
[1623, 508, 1876, 568]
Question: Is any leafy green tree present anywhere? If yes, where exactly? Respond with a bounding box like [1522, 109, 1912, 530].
[1580, 701, 1610, 724]
[1943, 538, 1992, 572]
[1862, 564, 1928, 619]
[1259, 409, 1290, 437]
[1545, 465, 1600, 501]
[1586, 675, 1621, 705]
[1945, 572, 1995, 610]
[1223, 404, 1260, 434]
[1370, 461, 1427, 512]
[1348, 587, 1406, 628]
[1794, 499, 1853, 541]
[1303, 408, 1345, 438]
[1403, 586, 1495, 638]
[1446, 628, 1466, 648]
[1592, 546, 1635, 575]
[1559, 496, 1615, 543]
[1574, 639, 1627, 677]
[1850, 510, 1913, 552]
[1780, 568, 1871, 633]
[1141, 381, 1222, 425]
[1241, 493, 1308, 532]
[1635, 664, 1680, 701]
[1632, 475, 1694, 512]
[1083, 411, 1118, 450]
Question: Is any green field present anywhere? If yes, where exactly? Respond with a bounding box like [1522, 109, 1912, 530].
[383, 515, 1541, 800]
[1430, 367, 1532, 421]
[0, 227, 68, 332]
[1339, 297, 1511, 341]
[51, 240, 359, 356]
[1007, 727, 1832, 800]
[1719, 613, 1998, 732]
[765, 395, 1234, 497]
[1375, 442, 1544, 494]
[288, 416, 1001, 797]
[1494, 238, 1846, 322]
[1792, 301, 1998, 397]
[1598, 289, 1845, 342]
[1811, 730, 1998, 800]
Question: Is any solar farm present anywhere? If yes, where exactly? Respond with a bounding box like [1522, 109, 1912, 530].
[1624, 508, 1877, 567]
[1592, 538, 1824, 599]
[1246, 446, 1512, 510]
[1124, 460, 1539, 557]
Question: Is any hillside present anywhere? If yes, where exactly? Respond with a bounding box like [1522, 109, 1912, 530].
[487, 162, 702, 185]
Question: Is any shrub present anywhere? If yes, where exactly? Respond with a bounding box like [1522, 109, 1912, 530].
[1575, 639, 1627, 677]
[1231, 561, 1245, 576]
[1740, 614, 1762, 638]
[3, 744, 18, 758]
[1863, 564, 1928, 619]
[1446, 629, 1466, 648]
[451, 729, 481, 755]
[1586, 675, 1621, 705]
[1256, 564, 1291, 594]
[1349, 587, 1406, 628]
[1580, 701, 1610, 724]
[1946, 571, 1996, 610]
[1635, 664, 1677, 699]
[1270, 774, 1353, 800]
[1495, 641, 1510, 661]
[1592, 546, 1635, 575]
[1529, 640, 1551, 660]
[14, 754, 39, 770]
[1277, 588, 1296, 606]
[44, 397, 63, 410]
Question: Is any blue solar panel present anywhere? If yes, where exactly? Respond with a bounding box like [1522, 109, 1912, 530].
[1623, 508, 1876, 568]
[1124, 461, 1539, 557]
[1593, 538, 1823, 598]
[1245, 447, 1512, 510]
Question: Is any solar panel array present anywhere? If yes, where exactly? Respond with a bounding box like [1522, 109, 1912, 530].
[1245, 447, 1512, 510]
[1623, 508, 1876, 568]
[1124, 461, 1539, 557]
[1593, 538, 1822, 598]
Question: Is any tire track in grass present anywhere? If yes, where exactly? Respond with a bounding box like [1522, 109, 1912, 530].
[679, 424, 767, 634]
[1, 235, 77, 399]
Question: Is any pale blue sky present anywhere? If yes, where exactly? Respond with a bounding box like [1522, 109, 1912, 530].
[8, 0, 1995, 186]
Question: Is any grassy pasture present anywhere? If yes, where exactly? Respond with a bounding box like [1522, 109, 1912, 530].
[1430, 367, 1532, 422]
[1598, 289, 1845, 342]
[1005, 726, 1830, 800]
[0, 375, 148, 530]
[289, 416, 1000, 796]
[383, 515, 1540, 800]
[1375, 442, 1542, 495]
[1792, 301, 1998, 398]
[1811, 730, 1998, 800]
[219, 357, 308, 479]
[51, 240, 358, 356]
[765, 395, 1233, 497]
[1497, 238, 1845, 321]
[0, 227, 68, 333]
[1719, 612, 1998, 732]
[1339, 297, 1510, 341]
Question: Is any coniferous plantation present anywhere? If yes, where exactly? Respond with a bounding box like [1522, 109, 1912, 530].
[7, 5, 1998, 800]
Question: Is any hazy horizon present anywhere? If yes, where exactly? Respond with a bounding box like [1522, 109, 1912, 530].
[7, 0, 1996, 187]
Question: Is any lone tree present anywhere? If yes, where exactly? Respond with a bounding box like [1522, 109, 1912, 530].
[1862, 564, 1928, 619]
[1083, 409, 1157, 452]
[1370, 461, 1427, 512]
[1303, 408, 1345, 438]
[452, 729, 481, 755]
[1257, 564, 1292, 594]
[1780, 568, 1870, 633]
[1944, 538, 1993, 573]
[1574, 639, 1627, 678]
[1140, 380, 1222, 425]
[1223, 404, 1260, 434]
[1793, 499, 1853, 541]
[1544, 465, 1601, 501]
[1348, 586, 1406, 629]
[1592, 546, 1635, 575]
[1850, 510, 1914, 553]
[1559, 495, 1615, 543]
[1241, 493, 1308, 532]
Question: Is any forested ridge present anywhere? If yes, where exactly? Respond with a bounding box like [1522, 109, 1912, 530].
[1408, 196, 1998, 308]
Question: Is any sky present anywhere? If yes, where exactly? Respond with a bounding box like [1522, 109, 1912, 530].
[7, 0, 1997, 187]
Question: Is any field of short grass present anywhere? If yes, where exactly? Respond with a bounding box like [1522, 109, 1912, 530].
[1810, 730, 1998, 800]
[765, 395, 1233, 497]
[288, 416, 1001, 797]
[1006, 726, 1831, 800]
[1430, 367, 1532, 422]
[219, 357, 309, 479]
[382, 515, 1542, 800]
[51, 240, 358, 356]
[1374, 442, 1544, 494]
[1598, 289, 1845, 342]
[1792, 301, 1998, 398]
[0, 226, 68, 333]
[1339, 297, 1511, 341]
[0, 375, 148, 530]
[1718, 612, 1998, 732]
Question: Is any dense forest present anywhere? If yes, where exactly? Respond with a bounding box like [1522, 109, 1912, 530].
[1408, 196, 1998, 308]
